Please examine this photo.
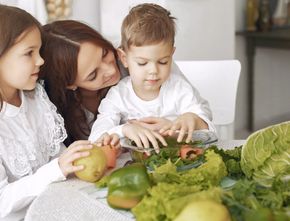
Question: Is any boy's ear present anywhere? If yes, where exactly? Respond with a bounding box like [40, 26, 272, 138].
[117, 48, 128, 68]
[171, 46, 176, 55]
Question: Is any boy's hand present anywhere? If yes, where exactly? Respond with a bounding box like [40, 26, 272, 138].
[159, 112, 208, 143]
[58, 140, 93, 177]
[131, 117, 173, 133]
[95, 132, 120, 149]
[122, 123, 167, 153]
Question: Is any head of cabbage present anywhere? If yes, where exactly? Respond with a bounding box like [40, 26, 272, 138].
[240, 121, 290, 187]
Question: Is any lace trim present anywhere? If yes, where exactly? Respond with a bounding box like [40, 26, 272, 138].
[0, 138, 38, 179]
[0, 84, 67, 178]
[34, 84, 67, 156]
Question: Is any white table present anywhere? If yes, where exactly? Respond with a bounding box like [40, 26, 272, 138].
[24, 140, 245, 221]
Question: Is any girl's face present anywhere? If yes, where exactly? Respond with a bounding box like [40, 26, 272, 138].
[119, 41, 174, 100]
[0, 27, 44, 98]
[73, 42, 120, 91]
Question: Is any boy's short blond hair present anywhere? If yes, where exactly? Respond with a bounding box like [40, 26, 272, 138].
[121, 3, 176, 51]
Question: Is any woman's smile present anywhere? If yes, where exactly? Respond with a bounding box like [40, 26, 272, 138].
[101, 72, 119, 87]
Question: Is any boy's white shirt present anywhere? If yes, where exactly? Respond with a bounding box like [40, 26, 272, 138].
[89, 64, 215, 142]
[0, 84, 67, 219]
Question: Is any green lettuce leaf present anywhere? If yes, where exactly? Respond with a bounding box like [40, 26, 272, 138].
[241, 121, 290, 187]
[132, 183, 222, 221]
[151, 150, 227, 188]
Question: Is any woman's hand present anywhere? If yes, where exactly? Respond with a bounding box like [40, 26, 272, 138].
[129, 117, 173, 133]
[58, 140, 93, 177]
[94, 132, 120, 149]
[122, 123, 167, 153]
[160, 112, 208, 143]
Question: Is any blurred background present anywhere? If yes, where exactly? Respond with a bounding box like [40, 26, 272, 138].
[1, 0, 290, 139]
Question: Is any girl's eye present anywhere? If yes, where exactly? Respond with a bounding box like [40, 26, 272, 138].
[102, 49, 109, 58]
[25, 50, 33, 56]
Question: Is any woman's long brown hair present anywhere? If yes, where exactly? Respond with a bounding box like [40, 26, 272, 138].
[40, 20, 117, 145]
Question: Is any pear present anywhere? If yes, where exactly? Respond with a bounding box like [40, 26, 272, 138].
[174, 200, 231, 221]
[73, 147, 107, 182]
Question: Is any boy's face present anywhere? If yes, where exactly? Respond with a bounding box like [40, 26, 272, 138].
[119, 41, 175, 100]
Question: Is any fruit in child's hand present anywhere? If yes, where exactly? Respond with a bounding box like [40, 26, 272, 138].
[101, 145, 117, 168]
[73, 147, 107, 182]
[174, 200, 231, 221]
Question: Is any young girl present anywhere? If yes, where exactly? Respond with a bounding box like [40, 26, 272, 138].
[0, 5, 95, 220]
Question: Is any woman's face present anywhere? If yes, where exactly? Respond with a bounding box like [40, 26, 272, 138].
[73, 42, 120, 91]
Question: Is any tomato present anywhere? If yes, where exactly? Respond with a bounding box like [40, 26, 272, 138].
[192, 147, 204, 155]
[100, 145, 118, 168]
[180, 145, 204, 160]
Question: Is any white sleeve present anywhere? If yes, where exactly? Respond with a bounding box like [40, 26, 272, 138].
[88, 88, 124, 142]
[173, 77, 216, 132]
[0, 158, 66, 218]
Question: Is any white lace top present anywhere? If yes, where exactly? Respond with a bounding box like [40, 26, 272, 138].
[0, 84, 67, 219]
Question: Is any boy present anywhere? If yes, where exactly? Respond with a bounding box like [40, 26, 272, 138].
[89, 3, 215, 152]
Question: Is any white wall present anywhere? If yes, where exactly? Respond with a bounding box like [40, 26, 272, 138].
[167, 0, 235, 60]
[71, 0, 100, 30]
[99, 0, 235, 59]
[235, 0, 290, 135]
[0, 0, 18, 5]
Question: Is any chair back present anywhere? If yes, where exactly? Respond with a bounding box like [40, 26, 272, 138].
[176, 60, 241, 139]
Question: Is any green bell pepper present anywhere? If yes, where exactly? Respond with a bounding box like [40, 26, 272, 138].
[107, 163, 151, 209]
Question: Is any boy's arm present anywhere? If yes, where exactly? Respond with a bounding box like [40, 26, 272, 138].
[88, 88, 124, 143]
[174, 76, 216, 132]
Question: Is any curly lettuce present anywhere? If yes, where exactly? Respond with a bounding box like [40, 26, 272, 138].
[151, 150, 227, 187]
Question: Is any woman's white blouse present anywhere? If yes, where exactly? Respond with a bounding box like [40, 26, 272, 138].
[0, 84, 67, 219]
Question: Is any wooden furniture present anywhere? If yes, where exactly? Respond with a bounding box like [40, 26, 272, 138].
[237, 29, 290, 131]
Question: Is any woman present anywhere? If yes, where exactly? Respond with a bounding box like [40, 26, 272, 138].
[40, 20, 213, 145]
[40, 20, 120, 145]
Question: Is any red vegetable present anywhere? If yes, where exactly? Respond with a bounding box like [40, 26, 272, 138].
[180, 145, 204, 160]
[101, 145, 118, 168]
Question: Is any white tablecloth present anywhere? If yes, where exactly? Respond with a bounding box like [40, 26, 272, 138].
[24, 140, 245, 221]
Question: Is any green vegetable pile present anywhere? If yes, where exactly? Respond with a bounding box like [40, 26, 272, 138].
[97, 122, 290, 221]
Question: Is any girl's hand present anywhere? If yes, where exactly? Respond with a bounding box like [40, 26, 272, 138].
[122, 123, 167, 153]
[131, 117, 173, 133]
[94, 132, 120, 149]
[58, 140, 93, 177]
[160, 112, 208, 143]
